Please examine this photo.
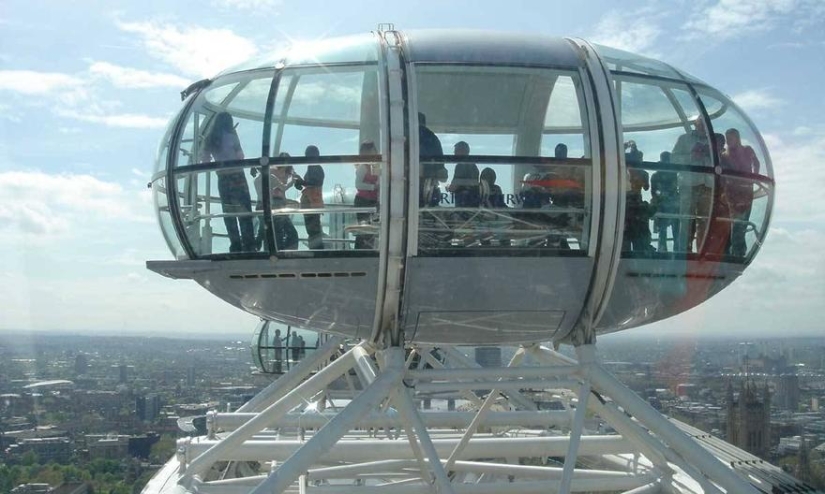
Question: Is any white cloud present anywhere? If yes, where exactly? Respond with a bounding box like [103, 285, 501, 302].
[212, 0, 282, 10]
[0, 68, 170, 129]
[589, 7, 664, 55]
[0, 171, 152, 241]
[56, 109, 169, 129]
[0, 70, 84, 95]
[682, 0, 798, 41]
[731, 89, 782, 112]
[115, 20, 259, 78]
[631, 222, 825, 338]
[765, 129, 825, 223]
[88, 61, 189, 89]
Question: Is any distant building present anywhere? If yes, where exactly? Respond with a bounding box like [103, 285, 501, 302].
[776, 374, 800, 411]
[74, 354, 88, 376]
[10, 484, 51, 494]
[136, 393, 161, 422]
[726, 380, 771, 459]
[86, 434, 130, 460]
[128, 433, 160, 459]
[675, 383, 697, 399]
[50, 482, 93, 494]
[118, 364, 128, 384]
[6, 436, 72, 464]
[186, 366, 196, 387]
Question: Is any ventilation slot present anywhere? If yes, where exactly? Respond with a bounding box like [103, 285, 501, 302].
[230, 271, 368, 280]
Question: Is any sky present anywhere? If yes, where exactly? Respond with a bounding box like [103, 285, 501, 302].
[0, 0, 823, 339]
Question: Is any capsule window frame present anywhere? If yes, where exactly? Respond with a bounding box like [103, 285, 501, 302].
[408, 62, 596, 258]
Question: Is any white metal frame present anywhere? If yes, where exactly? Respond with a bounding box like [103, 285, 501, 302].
[145, 339, 759, 494]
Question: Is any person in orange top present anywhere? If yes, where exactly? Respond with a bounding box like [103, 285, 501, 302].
[354, 141, 379, 249]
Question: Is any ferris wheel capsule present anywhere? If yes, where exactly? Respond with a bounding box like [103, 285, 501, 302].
[147, 28, 774, 346]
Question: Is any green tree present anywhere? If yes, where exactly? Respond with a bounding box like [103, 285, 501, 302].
[0, 464, 22, 492]
[20, 450, 39, 466]
[149, 434, 176, 464]
[31, 464, 64, 486]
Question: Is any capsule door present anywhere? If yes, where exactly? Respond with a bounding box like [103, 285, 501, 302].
[401, 63, 601, 345]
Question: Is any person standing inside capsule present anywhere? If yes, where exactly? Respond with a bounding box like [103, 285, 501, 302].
[296, 145, 325, 249]
[448, 141, 480, 209]
[723, 128, 760, 257]
[354, 140, 379, 249]
[671, 117, 712, 253]
[200, 111, 255, 253]
[651, 151, 680, 253]
[418, 112, 446, 207]
[271, 153, 300, 251]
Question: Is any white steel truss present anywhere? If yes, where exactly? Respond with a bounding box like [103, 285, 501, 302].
[143, 339, 762, 494]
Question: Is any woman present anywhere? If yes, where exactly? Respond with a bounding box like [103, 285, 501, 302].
[354, 141, 379, 249]
[479, 167, 506, 209]
[251, 152, 299, 251]
[200, 112, 255, 253]
[270, 153, 300, 251]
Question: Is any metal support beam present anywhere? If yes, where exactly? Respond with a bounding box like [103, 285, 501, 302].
[249, 347, 405, 494]
[237, 336, 344, 413]
[182, 342, 370, 483]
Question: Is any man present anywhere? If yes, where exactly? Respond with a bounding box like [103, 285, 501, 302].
[723, 128, 760, 257]
[671, 117, 712, 253]
[418, 112, 446, 207]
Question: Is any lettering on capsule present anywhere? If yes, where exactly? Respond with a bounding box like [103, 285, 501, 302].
[432, 192, 526, 206]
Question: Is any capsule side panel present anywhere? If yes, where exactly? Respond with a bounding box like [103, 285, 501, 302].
[402, 257, 592, 345]
[192, 258, 378, 339]
[594, 258, 744, 334]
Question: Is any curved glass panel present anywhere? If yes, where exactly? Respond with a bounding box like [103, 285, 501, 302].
[413, 65, 593, 255]
[620, 166, 715, 255]
[252, 321, 321, 374]
[593, 44, 682, 80]
[267, 65, 384, 254]
[218, 33, 379, 75]
[176, 161, 381, 256]
[175, 70, 275, 170]
[154, 102, 190, 174]
[174, 165, 261, 256]
[696, 89, 772, 259]
[152, 176, 186, 259]
[613, 75, 719, 256]
[696, 89, 771, 177]
[712, 175, 771, 259]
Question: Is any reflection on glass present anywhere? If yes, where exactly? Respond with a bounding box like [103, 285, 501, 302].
[413, 65, 591, 255]
[418, 160, 591, 254]
[593, 43, 703, 82]
[620, 163, 769, 260]
[715, 175, 770, 259]
[270, 66, 381, 156]
[650, 165, 679, 253]
[153, 177, 186, 259]
[173, 162, 381, 257]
